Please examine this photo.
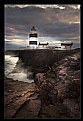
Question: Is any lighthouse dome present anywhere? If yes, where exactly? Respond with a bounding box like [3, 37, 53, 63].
[29, 26, 38, 38]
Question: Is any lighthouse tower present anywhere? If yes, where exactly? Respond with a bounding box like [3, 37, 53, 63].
[28, 26, 38, 49]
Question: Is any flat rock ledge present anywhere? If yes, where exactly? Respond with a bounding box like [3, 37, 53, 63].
[4, 78, 41, 119]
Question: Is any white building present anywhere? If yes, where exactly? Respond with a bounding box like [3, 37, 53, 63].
[27, 27, 73, 50]
[28, 26, 39, 49]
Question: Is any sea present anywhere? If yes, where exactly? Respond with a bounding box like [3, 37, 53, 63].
[5, 37, 80, 83]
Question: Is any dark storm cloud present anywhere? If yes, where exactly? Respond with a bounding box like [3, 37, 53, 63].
[4, 5, 80, 37]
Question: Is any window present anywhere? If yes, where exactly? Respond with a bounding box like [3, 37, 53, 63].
[29, 34, 37, 37]
[29, 41, 37, 45]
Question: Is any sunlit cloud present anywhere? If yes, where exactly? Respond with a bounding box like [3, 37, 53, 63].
[69, 5, 80, 9]
[69, 21, 80, 24]
[5, 36, 27, 42]
[11, 38, 26, 42]
[4, 4, 65, 9]
[5, 4, 80, 10]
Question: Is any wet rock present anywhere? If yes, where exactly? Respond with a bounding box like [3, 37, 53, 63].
[35, 73, 58, 105]
[5, 49, 80, 119]
[63, 99, 80, 118]
[67, 79, 80, 98]
[29, 93, 39, 100]
[70, 61, 80, 70]
[54, 51, 80, 100]
[69, 52, 80, 70]
[48, 89, 58, 104]
[38, 102, 70, 118]
[35, 73, 46, 83]
[39, 80, 53, 101]
[6, 49, 80, 69]
[4, 107, 16, 119]
[13, 99, 41, 119]
[4, 78, 37, 118]
[27, 72, 33, 79]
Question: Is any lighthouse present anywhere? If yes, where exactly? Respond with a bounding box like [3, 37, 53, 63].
[28, 26, 39, 49]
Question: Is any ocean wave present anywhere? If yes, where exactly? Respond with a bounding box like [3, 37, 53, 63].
[5, 55, 34, 83]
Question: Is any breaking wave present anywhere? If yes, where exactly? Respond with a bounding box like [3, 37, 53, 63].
[5, 55, 34, 83]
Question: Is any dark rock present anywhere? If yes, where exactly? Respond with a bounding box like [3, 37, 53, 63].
[67, 79, 80, 98]
[4, 78, 38, 118]
[34, 73, 58, 105]
[38, 102, 70, 118]
[5, 48, 80, 119]
[6, 49, 80, 74]
[63, 98, 80, 118]
[13, 99, 41, 119]
[70, 61, 80, 70]
[27, 72, 33, 79]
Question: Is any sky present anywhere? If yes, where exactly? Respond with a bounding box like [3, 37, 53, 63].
[4, 4, 80, 42]
[5, 4, 80, 9]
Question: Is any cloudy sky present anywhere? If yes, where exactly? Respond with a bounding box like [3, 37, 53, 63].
[4, 4, 80, 41]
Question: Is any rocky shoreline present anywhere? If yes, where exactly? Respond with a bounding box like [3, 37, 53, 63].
[4, 48, 80, 119]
